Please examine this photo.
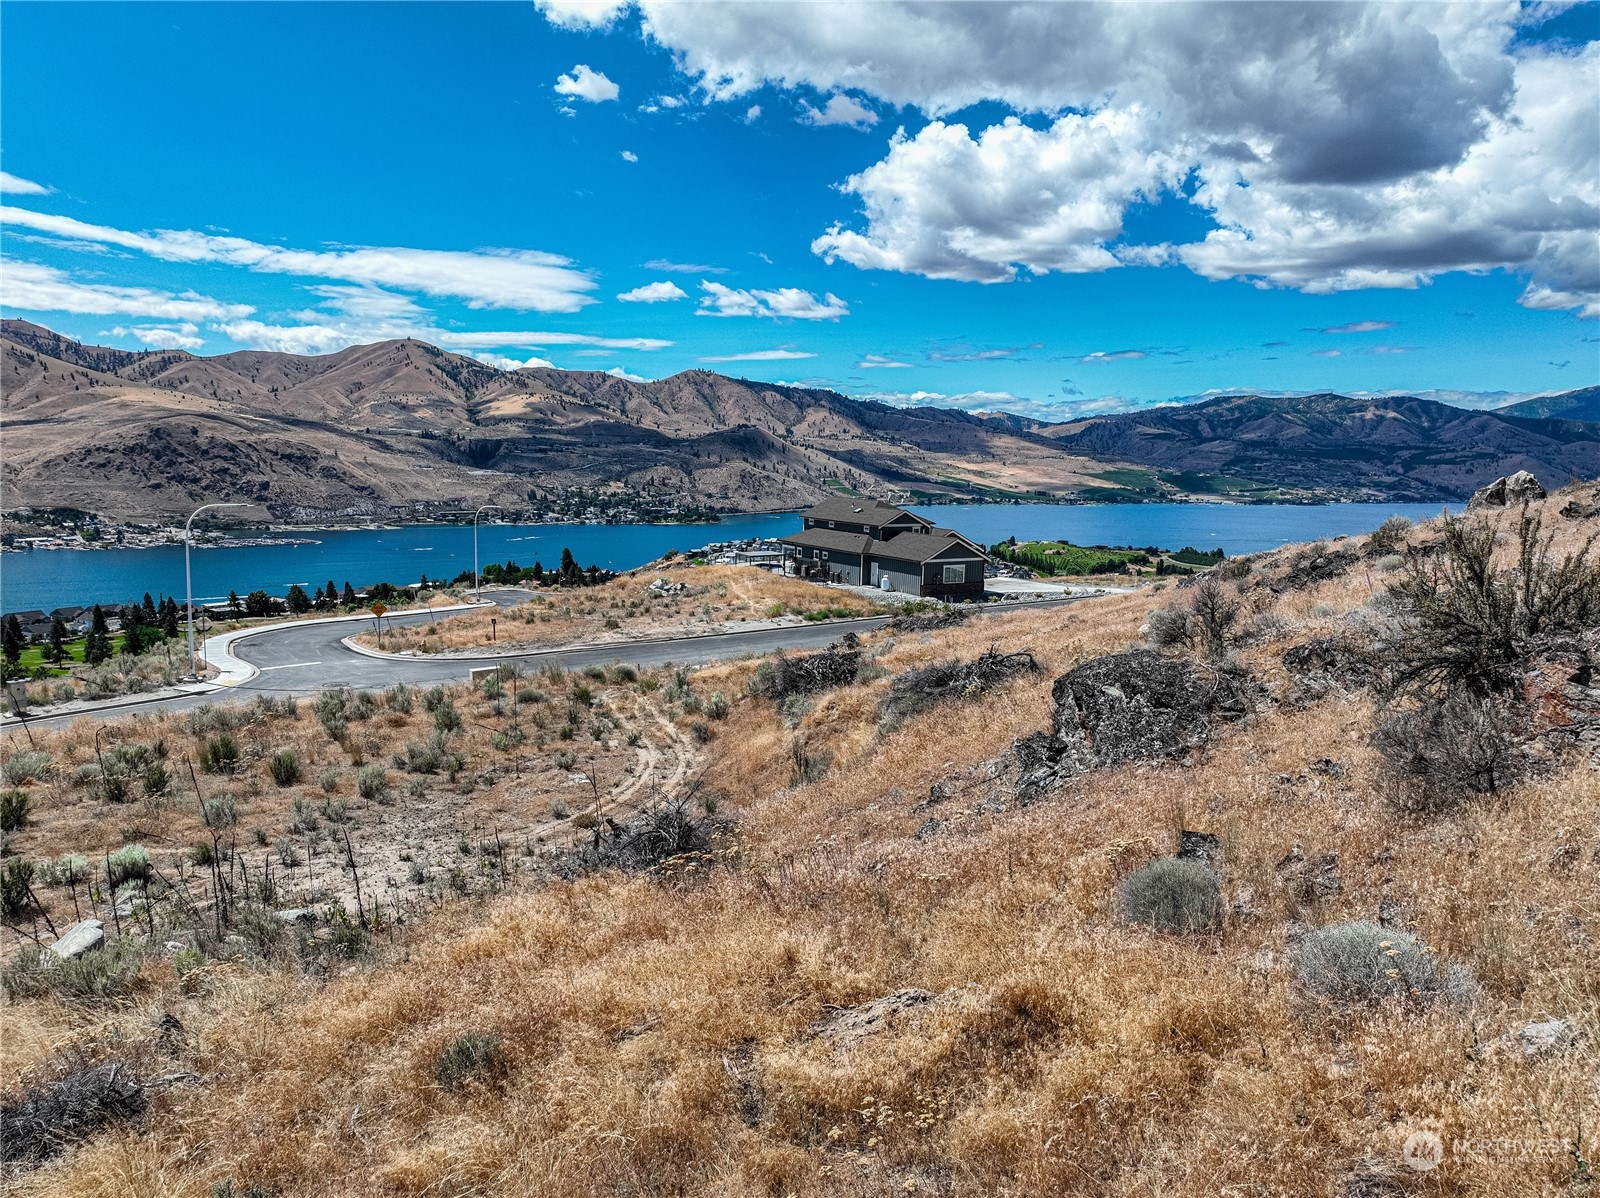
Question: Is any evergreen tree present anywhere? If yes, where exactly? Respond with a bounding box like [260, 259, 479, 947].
[160, 597, 180, 637]
[558, 547, 581, 586]
[123, 619, 144, 657]
[141, 592, 158, 623]
[531, 561, 543, 582]
[1, 615, 23, 666]
[227, 590, 242, 616]
[341, 582, 357, 606]
[47, 615, 68, 664]
[326, 580, 338, 606]
[286, 584, 311, 615]
[83, 605, 112, 666]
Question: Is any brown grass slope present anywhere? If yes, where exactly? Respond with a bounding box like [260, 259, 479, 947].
[3, 489, 1598, 1196]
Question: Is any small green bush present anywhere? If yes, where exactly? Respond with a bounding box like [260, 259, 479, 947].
[1, 937, 148, 1003]
[199, 733, 240, 774]
[0, 788, 30, 833]
[704, 692, 730, 720]
[202, 795, 238, 831]
[1, 751, 52, 786]
[1, 857, 35, 917]
[105, 844, 150, 889]
[357, 764, 388, 802]
[268, 751, 301, 787]
[1293, 920, 1475, 1007]
[1117, 858, 1222, 934]
[436, 1031, 502, 1091]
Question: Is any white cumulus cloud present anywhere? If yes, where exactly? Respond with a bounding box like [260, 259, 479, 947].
[535, 0, 629, 29]
[606, 366, 650, 381]
[617, 280, 688, 303]
[555, 64, 620, 103]
[697, 281, 848, 320]
[106, 322, 203, 351]
[475, 352, 557, 370]
[798, 93, 877, 130]
[619, 1, 1597, 315]
[620, 150, 639, 162]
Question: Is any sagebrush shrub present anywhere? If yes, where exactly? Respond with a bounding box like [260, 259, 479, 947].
[1388, 509, 1600, 695]
[1146, 606, 1191, 648]
[0, 788, 30, 833]
[357, 764, 388, 802]
[268, 751, 301, 787]
[1370, 690, 1522, 812]
[1117, 858, 1222, 934]
[1, 938, 148, 1003]
[2, 751, 52, 786]
[199, 733, 239, 774]
[1, 857, 35, 917]
[1293, 920, 1475, 1007]
[105, 845, 150, 889]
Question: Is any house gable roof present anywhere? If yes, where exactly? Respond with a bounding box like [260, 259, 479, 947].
[799, 497, 932, 528]
[870, 531, 987, 565]
[779, 528, 874, 555]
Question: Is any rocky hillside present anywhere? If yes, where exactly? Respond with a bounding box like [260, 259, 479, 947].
[1042, 391, 1600, 502]
[2, 320, 1593, 523]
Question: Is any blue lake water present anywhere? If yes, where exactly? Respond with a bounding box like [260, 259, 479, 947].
[0, 502, 1447, 614]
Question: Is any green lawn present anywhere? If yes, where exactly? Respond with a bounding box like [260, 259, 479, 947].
[15, 632, 136, 676]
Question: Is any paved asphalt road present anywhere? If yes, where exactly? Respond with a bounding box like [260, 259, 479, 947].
[3, 589, 1086, 735]
[1, 589, 900, 733]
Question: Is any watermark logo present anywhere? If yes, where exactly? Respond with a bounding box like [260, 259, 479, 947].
[1403, 1130, 1445, 1171]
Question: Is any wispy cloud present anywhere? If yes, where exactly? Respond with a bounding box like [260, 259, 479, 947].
[554, 63, 619, 103]
[745, 105, 762, 124]
[1372, 345, 1420, 354]
[644, 258, 727, 275]
[1313, 320, 1397, 334]
[857, 354, 913, 369]
[1081, 349, 1145, 362]
[616, 280, 688, 303]
[3, 260, 253, 322]
[0, 172, 52, 195]
[0, 205, 597, 312]
[927, 344, 1038, 362]
[1311, 348, 1343, 357]
[697, 281, 848, 320]
[699, 349, 817, 362]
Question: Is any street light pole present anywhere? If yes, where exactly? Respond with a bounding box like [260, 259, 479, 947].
[184, 502, 247, 680]
[472, 505, 501, 600]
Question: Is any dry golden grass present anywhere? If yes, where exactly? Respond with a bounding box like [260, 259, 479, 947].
[5, 486, 1599, 1196]
[352, 565, 882, 656]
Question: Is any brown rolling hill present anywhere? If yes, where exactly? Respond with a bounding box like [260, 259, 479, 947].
[1, 320, 1594, 524]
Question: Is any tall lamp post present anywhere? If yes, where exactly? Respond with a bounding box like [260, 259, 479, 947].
[185, 502, 247, 680]
[473, 505, 501, 600]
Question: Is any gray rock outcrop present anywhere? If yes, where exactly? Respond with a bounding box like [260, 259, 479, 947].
[1469, 470, 1546, 509]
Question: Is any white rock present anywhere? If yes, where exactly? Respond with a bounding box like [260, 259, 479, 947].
[50, 919, 105, 959]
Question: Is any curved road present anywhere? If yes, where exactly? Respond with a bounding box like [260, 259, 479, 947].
[2, 589, 905, 733]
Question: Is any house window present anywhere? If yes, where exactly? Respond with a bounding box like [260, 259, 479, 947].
[828, 521, 836, 528]
[821, 551, 830, 560]
[941, 563, 966, 584]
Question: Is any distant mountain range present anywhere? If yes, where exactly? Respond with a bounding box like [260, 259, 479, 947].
[1, 319, 1595, 524]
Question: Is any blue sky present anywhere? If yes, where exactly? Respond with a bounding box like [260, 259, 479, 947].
[1, 1, 1596, 418]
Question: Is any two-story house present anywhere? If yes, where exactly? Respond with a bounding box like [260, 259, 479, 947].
[778, 498, 987, 599]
